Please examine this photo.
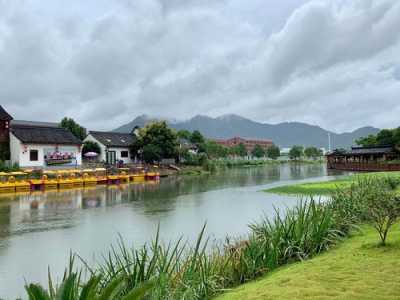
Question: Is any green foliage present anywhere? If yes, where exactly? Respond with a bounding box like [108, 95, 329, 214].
[356, 127, 400, 147]
[266, 145, 280, 160]
[289, 145, 304, 160]
[231, 143, 247, 157]
[82, 141, 101, 155]
[60, 117, 86, 141]
[142, 144, 162, 164]
[304, 147, 323, 160]
[131, 121, 179, 163]
[177, 129, 192, 140]
[25, 256, 155, 300]
[251, 144, 265, 158]
[0, 161, 20, 172]
[190, 130, 205, 146]
[203, 141, 229, 159]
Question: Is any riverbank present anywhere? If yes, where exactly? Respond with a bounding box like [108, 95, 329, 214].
[265, 171, 400, 196]
[215, 223, 400, 300]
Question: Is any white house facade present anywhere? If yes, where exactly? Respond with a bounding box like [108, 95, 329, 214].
[10, 122, 82, 168]
[84, 131, 135, 165]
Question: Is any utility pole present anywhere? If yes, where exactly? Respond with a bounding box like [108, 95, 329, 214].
[328, 132, 332, 152]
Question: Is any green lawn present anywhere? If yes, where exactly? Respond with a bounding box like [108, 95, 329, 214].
[265, 172, 400, 196]
[215, 224, 400, 300]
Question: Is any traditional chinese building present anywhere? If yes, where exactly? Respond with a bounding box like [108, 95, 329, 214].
[326, 145, 400, 171]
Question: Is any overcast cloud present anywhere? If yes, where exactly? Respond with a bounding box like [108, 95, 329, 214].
[0, 0, 399, 132]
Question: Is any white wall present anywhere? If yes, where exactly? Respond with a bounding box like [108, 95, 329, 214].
[10, 133, 82, 168]
[83, 134, 133, 164]
[107, 147, 133, 164]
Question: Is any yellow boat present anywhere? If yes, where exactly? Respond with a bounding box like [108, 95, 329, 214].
[118, 168, 130, 184]
[69, 170, 84, 187]
[57, 170, 74, 189]
[95, 168, 108, 184]
[0, 172, 16, 193]
[130, 172, 146, 182]
[145, 172, 160, 181]
[82, 169, 97, 186]
[42, 170, 58, 190]
[10, 171, 31, 192]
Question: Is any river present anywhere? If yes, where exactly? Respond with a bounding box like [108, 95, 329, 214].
[0, 163, 344, 298]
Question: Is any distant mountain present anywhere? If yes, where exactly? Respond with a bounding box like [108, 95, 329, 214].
[114, 114, 380, 149]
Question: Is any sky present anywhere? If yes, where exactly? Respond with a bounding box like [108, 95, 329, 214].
[0, 0, 400, 133]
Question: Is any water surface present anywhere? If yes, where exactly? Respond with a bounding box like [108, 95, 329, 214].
[0, 163, 343, 298]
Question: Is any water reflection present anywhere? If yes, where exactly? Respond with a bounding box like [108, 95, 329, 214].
[0, 163, 343, 298]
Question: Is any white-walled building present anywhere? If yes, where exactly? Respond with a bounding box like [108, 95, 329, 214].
[84, 131, 136, 165]
[10, 121, 82, 168]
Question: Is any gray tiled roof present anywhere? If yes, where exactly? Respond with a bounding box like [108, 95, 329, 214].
[349, 146, 395, 155]
[89, 131, 135, 147]
[11, 124, 82, 145]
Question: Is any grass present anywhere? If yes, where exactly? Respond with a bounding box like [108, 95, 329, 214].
[265, 172, 400, 196]
[215, 223, 400, 300]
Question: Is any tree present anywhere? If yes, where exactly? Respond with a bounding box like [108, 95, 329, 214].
[376, 129, 395, 146]
[130, 121, 179, 163]
[233, 143, 247, 157]
[142, 144, 162, 164]
[190, 130, 205, 146]
[203, 141, 228, 159]
[82, 141, 101, 155]
[266, 145, 280, 160]
[304, 146, 322, 160]
[289, 145, 304, 160]
[366, 179, 400, 245]
[177, 129, 192, 140]
[251, 144, 265, 158]
[60, 117, 86, 141]
[356, 134, 378, 147]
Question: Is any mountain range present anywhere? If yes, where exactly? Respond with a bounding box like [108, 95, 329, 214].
[114, 114, 380, 149]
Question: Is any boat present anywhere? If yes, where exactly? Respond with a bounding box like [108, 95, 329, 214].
[57, 170, 74, 189]
[42, 170, 59, 190]
[145, 172, 160, 181]
[130, 172, 146, 182]
[107, 171, 120, 185]
[118, 168, 130, 184]
[0, 172, 15, 193]
[82, 169, 97, 186]
[69, 170, 84, 187]
[9, 171, 31, 192]
[95, 168, 108, 184]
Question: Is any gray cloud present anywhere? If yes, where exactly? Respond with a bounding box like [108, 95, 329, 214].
[0, 0, 399, 132]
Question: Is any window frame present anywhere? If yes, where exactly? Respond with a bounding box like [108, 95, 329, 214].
[120, 150, 129, 158]
[30, 149, 39, 161]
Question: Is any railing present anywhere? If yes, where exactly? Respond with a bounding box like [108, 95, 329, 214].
[327, 162, 400, 172]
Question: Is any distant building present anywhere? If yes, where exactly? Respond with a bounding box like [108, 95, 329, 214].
[10, 120, 82, 168]
[214, 137, 273, 153]
[84, 131, 136, 165]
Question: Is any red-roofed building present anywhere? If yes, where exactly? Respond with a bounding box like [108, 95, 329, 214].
[214, 137, 273, 153]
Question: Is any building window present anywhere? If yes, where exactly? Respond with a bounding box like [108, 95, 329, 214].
[121, 151, 129, 158]
[30, 150, 39, 161]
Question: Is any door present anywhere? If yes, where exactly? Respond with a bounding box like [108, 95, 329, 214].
[106, 150, 116, 165]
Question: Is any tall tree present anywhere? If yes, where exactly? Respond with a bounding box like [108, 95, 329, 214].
[234, 143, 247, 157]
[190, 130, 205, 145]
[131, 121, 179, 163]
[289, 145, 304, 160]
[304, 146, 322, 160]
[60, 117, 86, 141]
[266, 145, 280, 160]
[251, 144, 265, 158]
